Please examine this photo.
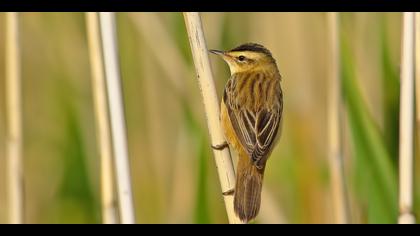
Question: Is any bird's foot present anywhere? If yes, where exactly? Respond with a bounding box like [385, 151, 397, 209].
[211, 142, 229, 150]
[222, 189, 235, 196]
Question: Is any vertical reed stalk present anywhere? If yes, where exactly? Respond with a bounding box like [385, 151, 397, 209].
[398, 12, 416, 224]
[183, 12, 242, 224]
[86, 12, 118, 224]
[5, 12, 23, 224]
[327, 12, 350, 224]
[98, 12, 135, 224]
[416, 14, 420, 156]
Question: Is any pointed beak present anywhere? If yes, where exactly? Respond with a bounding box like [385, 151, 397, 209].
[209, 49, 225, 56]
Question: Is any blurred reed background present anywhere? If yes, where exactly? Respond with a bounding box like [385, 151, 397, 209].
[0, 12, 415, 223]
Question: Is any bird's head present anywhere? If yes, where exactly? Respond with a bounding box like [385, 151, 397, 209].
[209, 43, 277, 75]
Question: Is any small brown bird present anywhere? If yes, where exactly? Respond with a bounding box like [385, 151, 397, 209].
[210, 43, 283, 223]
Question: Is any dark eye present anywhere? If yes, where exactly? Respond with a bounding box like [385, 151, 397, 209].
[238, 55, 246, 61]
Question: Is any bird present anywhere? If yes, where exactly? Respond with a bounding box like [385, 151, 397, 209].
[210, 43, 283, 223]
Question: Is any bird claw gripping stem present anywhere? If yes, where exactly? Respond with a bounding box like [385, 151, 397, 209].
[222, 189, 235, 196]
[211, 142, 229, 150]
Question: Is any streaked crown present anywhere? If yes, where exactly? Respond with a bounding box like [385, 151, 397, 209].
[229, 43, 273, 58]
[210, 43, 278, 74]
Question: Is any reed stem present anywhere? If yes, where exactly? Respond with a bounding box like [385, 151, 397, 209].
[86, 12, 118, 224]
[99, 12, 135, 224]
[183, 12, 242, 224]
[398, 12, 416, 224]
[327, 12, 350, 224]
[5, 12, 24, 224]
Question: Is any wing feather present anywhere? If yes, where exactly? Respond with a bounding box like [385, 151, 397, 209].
[224, 74, 282, 169]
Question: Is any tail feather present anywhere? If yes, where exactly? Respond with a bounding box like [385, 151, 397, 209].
[234, 156, 264, 223]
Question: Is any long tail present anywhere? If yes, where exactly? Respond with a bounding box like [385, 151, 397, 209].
[234, 153, 265, 223]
